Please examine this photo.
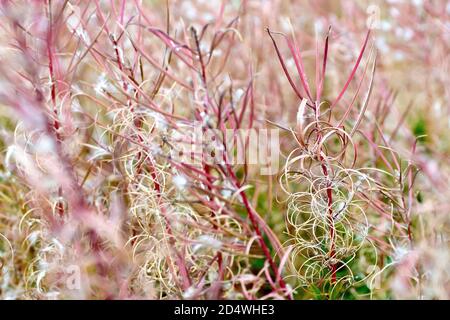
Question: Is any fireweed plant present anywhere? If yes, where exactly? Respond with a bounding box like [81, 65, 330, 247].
[0, 1, 448, 299]
[268, 27, 408, 298]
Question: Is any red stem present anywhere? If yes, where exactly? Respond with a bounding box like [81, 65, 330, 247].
[224, 162, 291, 298]
[320, 158, 336, 284]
